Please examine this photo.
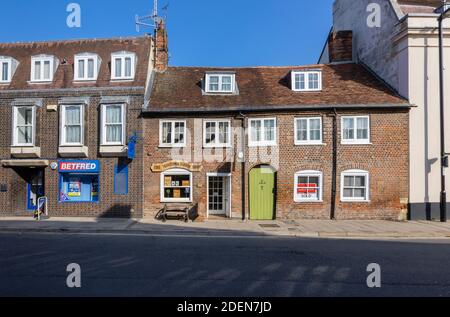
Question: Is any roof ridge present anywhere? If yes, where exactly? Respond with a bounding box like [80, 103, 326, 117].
[0, 34, 152, 46]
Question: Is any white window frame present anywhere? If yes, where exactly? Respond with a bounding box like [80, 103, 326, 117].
[159, 120, 187, 148]
[160, 168, 193, 203]
[294, 170, 323, 203]
[203, 119, 232, 148]
[294, 117, 323, 145]
[341, 115, 371, 144]
[60, 104, 84, 146]
[205, 73, 235, 93]
[31, 56, 54, 82]
[74, 54, 99, 81]
[111, 52, 136, 80]
[248, 118, 277, 147]
[340, 169, 370, 202]
[0, 58, 12, 83]
[101, 104, 126, 146]
[12, 106, 36, 147]
[291, 71, 322, 92]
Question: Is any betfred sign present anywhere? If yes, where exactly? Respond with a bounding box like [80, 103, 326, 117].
[59, 160, 100, 173]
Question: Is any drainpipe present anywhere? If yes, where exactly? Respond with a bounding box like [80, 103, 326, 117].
[236, 112, 247, 221]
[330, 108, 338, 220]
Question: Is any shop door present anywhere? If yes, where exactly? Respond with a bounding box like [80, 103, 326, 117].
[27, 170, 44, 211]
[249, 166, 275, 220]
[208, 176, 229, 216]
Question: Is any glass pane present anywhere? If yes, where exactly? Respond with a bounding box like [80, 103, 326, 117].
[43, 61, 50, 80]
[356, 117, 369, 140]
[205, 122, 215, 144]
[78, 59, 85, 78]
[354, 188, 366, 198]
[106, 125, 122, 143]
[105, 106, 122, 124]
[264, 120, 275, 141]
[354, 176, 366, 187]
[88, 59, 95, 78]
[295, 74, 305, 90]
[162, 122, 172, 144]
[174, 122, 185, 144]
[218, 122, 229, 144]
[125, 57, 132, 77]
[209, 76, 219, 91]
[308, 73, 319, 89]
[343, 188, 353, 198]
[251, 120, 261, 142]
[66, 126, 81, 143]
[66, 106, 81, 125]
[344, 176, 354, 187]
[164, 174, 191, 199]
[310, 119, 321, 141]
[17, 107, 33, 125]
[1, 62, 8, 81]
[34, 61, 41, 80]
[221, 76, 232, 91]
[297, 119, 307, 141]
[343, 118, 354, 140]
[17, 126, 32, 144]
[115, 58, 122, 77]
[309, 176, 320, 186]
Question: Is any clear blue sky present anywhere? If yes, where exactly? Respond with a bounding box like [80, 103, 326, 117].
[0, 0, 333, 67]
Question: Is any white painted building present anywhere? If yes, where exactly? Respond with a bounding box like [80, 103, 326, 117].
[320, 0, 450, 219]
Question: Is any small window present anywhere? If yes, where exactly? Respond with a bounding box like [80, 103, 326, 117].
[0, 58, 12, 83]
[161, 169, 192, 203]
[101, 104, 126, 145]
[74, 54, 99, 81]
[204, 120, 231, 147]
[111, 52, 135, 80]
[205, 73, 235, 93]
[295, 117, 322, 145]
[294, 171, 323, 202]
[60, 105, 84, 146]
[114, 164, 129, 195]
[160, 120, 186, 147]
[31, 56, 55, 82]
[341, 116, 370, 144]
[291, 71, 322, 91]
[341, 170, 369, 202]
[248, 118, 277, 147]
[12, 106, 35, 146]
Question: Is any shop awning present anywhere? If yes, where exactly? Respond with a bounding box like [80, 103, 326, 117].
[1, 160, 49, 167]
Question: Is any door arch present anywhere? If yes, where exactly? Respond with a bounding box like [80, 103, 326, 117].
[249, 165, 276, 220]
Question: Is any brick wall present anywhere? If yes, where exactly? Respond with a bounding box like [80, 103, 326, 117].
[0, 88, 144, 218]
[143, 109, 409, 220]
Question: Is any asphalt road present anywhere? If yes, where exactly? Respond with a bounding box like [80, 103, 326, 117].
[1, 232, 450, 297]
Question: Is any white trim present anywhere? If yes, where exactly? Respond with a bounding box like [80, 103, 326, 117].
[12, 105, 36, 147]
[60, 104, 84, 146]
[206, 173, 232, 218]
[205, 73, 235, 93]
[248, 117, 277, 147]
[159, 120, 187, 148]
[294, 170, 323, 203]
[0, 57, 12, 83]
[340, 169, 370, 202]
[160, 168, 193, 203]
[294, 117, 323, 145]
[111, 52, 136, 80]
[341, 115, 371, 145]
[74, 53, 99, 81]
[291, 70, 322, 92]
[101, 103, 126, 146]
[203, 119, 232, 148]
[30, 55, 55, 82]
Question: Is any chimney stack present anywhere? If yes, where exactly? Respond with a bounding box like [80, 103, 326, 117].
[154, 19, 169, 72]
[328, 30, 353, 63]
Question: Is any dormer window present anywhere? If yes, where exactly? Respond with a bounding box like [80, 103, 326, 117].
[31, 55, 56, 82]
[74, 53, 100, 81]
[0, 57, 12, 83]
[205, 73, 235, 93]
[291, 70, 322, 92]
[111, 52, 136, 80]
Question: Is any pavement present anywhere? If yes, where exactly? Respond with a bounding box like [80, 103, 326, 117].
[0, 216, 449, 238]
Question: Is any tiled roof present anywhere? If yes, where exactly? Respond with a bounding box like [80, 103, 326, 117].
[0, 35, 152, 90]
[146, 64, 407, 112]
[397, 0, 441, 14]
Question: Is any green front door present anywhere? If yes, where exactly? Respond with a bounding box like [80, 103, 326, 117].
[249, 166, 275, 220]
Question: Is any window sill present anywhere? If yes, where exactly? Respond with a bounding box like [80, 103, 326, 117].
[59, 146, 88, 158]
[340, 199, 370, 203]
[28, 80, 53, 84]
[158, 144, 187, 148]
[99, 145, 127, 157]
[341, 141, 372, 145]
[248, 143, 278, 148]
[294, 142, 326, 146]
[11, 146, 41, 158]
[161, 199, 192, 203]
[73, 79, 98, 83]
[294, 200, 324, 203]
[203, 145, 232, 149]
[110, 78, 135, 82]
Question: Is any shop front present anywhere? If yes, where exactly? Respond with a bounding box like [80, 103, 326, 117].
[58, 160, 100, 204]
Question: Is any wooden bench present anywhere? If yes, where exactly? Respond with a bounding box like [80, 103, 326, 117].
[159, 204, 190, 223]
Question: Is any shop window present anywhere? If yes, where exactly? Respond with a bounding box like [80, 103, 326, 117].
[114, 164, 128, 195]
[161, 169, 192, 203]
[59, 160, 100, 203]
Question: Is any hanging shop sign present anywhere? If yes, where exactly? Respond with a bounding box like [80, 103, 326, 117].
[59, 160, 100, 173]
[151, 161, 203, 173]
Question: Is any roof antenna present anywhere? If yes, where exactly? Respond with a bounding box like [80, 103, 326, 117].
[135, 0, 165, 32]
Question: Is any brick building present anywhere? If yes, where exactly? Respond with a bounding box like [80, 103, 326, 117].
[0, 36, 153, 217]
[143, 32, 411, 221]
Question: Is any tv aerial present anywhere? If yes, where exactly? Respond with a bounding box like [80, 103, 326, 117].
[135, 0, 168, 32]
